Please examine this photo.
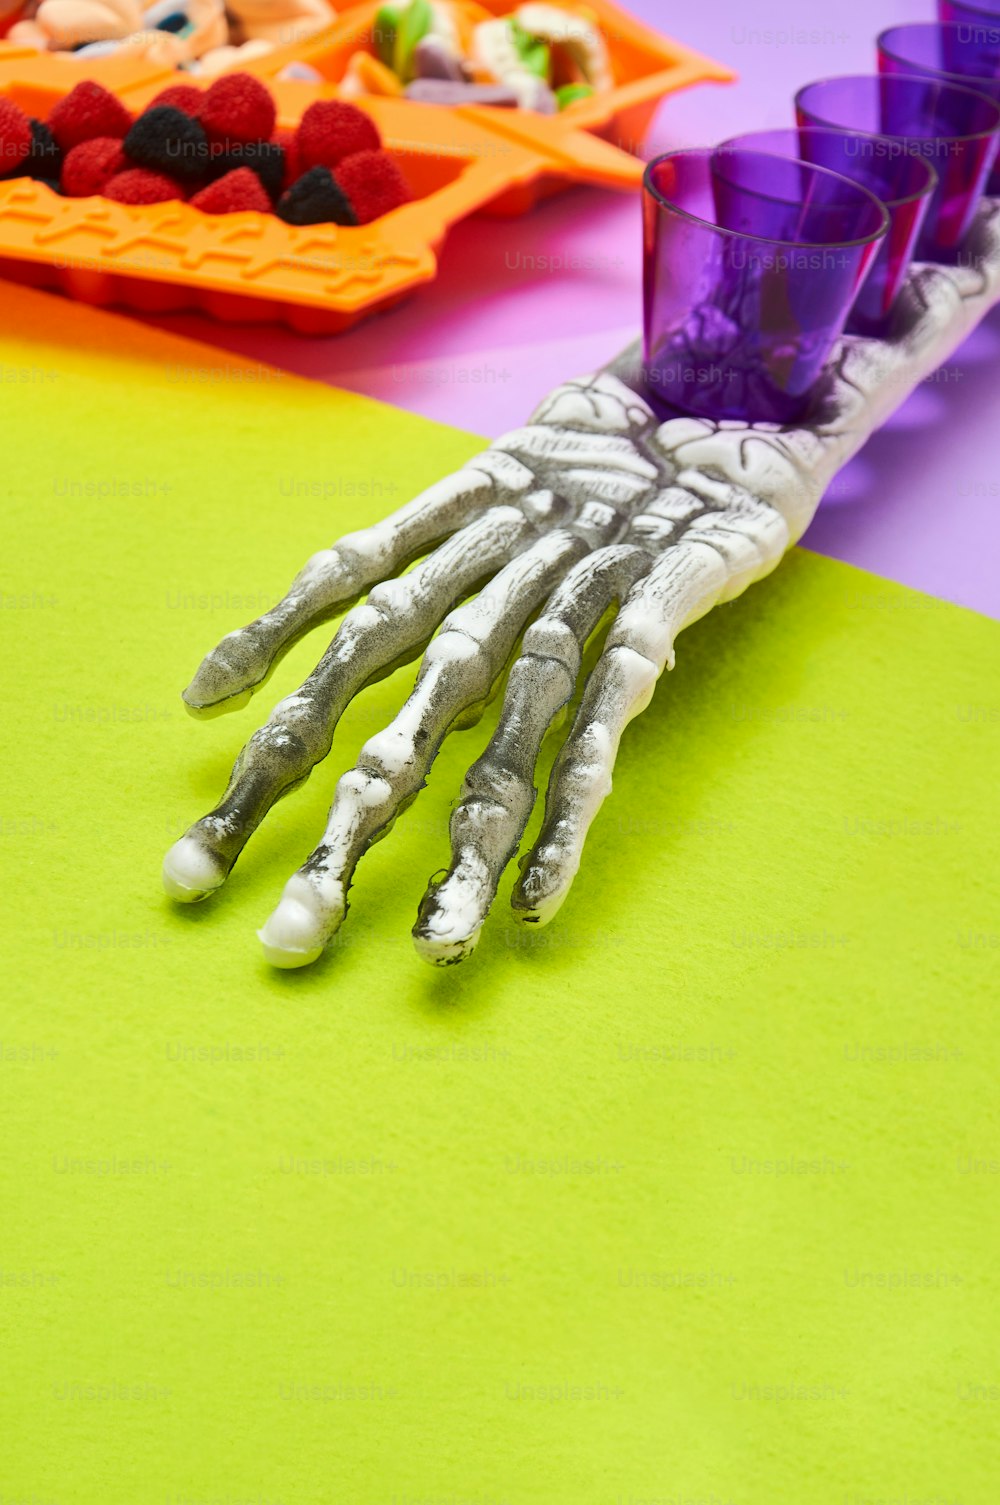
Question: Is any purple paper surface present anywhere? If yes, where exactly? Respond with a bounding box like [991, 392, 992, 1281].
[139, 0, 1000, 618]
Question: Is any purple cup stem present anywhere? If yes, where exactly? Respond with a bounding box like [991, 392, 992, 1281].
[879, 24, 1000, 193]
[795, 73, 1000, 262]
[719, 127, 936, 335]
[642, 148, 888, 424]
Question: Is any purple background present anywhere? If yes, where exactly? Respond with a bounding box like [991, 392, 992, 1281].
[141, 0, 1000, 618]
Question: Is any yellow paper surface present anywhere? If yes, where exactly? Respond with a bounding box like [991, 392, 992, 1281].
[1, 285, 999, 1504]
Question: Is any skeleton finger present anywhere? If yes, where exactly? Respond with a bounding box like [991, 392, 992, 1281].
[182, 453, 537, 717]
[163, 505, 536, 904]
[412, 543, 654, 966]
[513, 491, 790, 925]
[256, 527, 591, 968]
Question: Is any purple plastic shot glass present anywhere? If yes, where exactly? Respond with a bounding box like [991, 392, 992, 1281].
[938, 0, 1000, 72]
[795, 74, 1000, 262]
[642, 148, 888, 424]
[720, 127, 936, 334]
[879, 24, 1000, 192]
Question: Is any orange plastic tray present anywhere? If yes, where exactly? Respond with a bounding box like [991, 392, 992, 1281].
[247, 0, 734, 170]
[0, 4, 733, 331]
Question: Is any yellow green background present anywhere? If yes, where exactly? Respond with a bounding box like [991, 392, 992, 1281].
[1, 287, 998, 1503]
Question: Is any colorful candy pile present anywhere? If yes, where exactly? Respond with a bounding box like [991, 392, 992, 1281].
[345, 0, 614, 111]
[0, 73, 412, 223]
[4, 0, 336, 76]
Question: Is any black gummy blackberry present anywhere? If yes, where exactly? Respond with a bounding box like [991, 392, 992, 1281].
[205, 140, 285, 201]
[276, 166, 358, 227]
[25, 120, 62, 181]
[123, 106, 208, 184]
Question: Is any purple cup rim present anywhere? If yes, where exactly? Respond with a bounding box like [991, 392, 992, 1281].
[795, 72, 1000, 146]
[717, 128, 938, 210]
[878, 23, 1000, 85]
[642, 146, 890, 253]
[936, 0, 1000, 16]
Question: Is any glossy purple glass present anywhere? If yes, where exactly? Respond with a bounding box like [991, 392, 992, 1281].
[938, 0, 1000, 72]
[879, 24, 1000, 192]
[796, 74, 1000, 262]
[720, 127, 935, 334]
[642, 148, 888, 424]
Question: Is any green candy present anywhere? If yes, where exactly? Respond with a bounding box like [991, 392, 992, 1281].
[394, 0, 434, 81]
[373, 3, 400, 68]
[555, 82, 595, 109]
[509, 19, 551, 80]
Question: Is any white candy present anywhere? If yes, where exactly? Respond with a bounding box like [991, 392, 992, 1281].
[515, 2, 613, 90]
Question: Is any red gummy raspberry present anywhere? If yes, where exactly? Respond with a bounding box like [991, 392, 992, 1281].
[47, 81, 132, 151]
[335, 149, 410, 225]
[61, 136, 126, 196]
[103, 167, 184, 205]
[190, 167, 271, 215]
[199, 73, 276, 145]
[147, 84, 203, 118]
[296, 100, 380, 172]
[0, 97, 32, 176]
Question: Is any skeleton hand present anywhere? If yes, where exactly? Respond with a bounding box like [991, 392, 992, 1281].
[163, 202, 1000, 968]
